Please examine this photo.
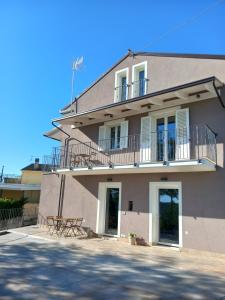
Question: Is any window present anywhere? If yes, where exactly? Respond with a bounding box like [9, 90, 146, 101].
[98, 120, 128, 151]
[140, 107, 190, 163]
[114, 68, 129, 102]
[110, 125, 121, 149]
[132, 61, 148, 98]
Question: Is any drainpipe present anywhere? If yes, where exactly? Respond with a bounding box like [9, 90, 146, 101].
[51, 121, 71, 217]
[212, 79, 225, 108]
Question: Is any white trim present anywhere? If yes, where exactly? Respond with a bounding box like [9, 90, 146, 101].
[149, 181, 182, 248]
[96, 182, 122, 237]
[56, 160, 216, 175]
[114, 67, 129, 102]
[131, 61, 148, 98]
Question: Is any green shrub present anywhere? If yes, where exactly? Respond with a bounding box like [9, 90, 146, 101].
[0, 197, 27, 209]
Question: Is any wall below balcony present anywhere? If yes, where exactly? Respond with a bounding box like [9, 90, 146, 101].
[39, 169, 225, 254]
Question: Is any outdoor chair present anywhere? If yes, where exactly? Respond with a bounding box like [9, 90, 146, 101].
[46, 216, 56, 235]
[61, 217, 84, 237]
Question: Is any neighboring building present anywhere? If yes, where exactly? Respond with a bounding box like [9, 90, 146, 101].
[0, 158, 49, 208]
[40, 51, 225, 254]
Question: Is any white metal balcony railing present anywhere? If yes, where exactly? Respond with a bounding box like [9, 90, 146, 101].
[114, 78, 149, 102]
[132, 78, 148, 98]
[44, 125, 217, 171]
[114, 84, 128, 102]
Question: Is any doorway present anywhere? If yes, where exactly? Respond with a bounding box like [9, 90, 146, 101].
[96, 182, 121, 237]
[149, 182, 182, 247]
[105, 188, 119, 235]
[159, 188, 179, 244]
[156, 115, 176, 162]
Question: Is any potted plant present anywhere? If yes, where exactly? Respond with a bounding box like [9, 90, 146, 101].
[128, 232, 136, 245]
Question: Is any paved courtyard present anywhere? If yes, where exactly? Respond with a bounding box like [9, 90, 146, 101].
[0, 227, 225, 299]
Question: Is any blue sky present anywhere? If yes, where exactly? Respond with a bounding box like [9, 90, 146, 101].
[0, 0, 225, 174]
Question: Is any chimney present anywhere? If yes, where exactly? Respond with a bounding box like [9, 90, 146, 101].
[34, 158, 39, 170]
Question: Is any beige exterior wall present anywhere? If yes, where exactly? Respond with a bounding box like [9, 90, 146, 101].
[40, 98, 225, 254]
[21, 170, 43, 184]
[74, 54, 225, 113]
[40, 54, 225, 254]
[39, 170, 225, 254]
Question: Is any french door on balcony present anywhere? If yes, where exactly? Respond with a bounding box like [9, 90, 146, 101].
[140, 108, 190, 163]
[156, 116, 176, 162]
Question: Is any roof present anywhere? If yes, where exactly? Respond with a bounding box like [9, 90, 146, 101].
[53, 76, 224, 127]
[0, 183, 41, 191]
[43, 127, 61, 141]
[60, 50, 225, 113]
[21, 163, 51, 172]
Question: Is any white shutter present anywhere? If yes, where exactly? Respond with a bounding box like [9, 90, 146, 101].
[151, 116, 157, 162]
[98, 126, 106, 151]
[176, 108, 190, 160]
[105, 126, 111, 150]
[140, 116, 151, 162]
[120, 120, 128, 148]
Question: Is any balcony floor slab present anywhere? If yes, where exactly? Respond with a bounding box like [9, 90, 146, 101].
[55, 159, 216, 175]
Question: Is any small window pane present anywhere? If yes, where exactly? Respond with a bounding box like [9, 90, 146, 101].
[117, 126, 121, 149]
[111, 127, 116, 149]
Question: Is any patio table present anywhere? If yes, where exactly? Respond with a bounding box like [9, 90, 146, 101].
[46, 216, 84, 237]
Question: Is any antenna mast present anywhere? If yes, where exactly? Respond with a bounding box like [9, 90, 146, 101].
[71, 56, 84, 108]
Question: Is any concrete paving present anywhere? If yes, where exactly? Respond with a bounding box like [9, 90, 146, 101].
[0, 227, 225, 299]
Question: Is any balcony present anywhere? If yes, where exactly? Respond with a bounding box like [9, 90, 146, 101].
[114, 84, 129, 102]
[132, 78, 148, 98]
[45, 125, 217, 175]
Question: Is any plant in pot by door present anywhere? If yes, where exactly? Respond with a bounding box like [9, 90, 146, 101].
[128, 232, 136, 245]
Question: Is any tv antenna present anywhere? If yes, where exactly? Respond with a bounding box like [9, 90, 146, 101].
[71, 56, 84, 107]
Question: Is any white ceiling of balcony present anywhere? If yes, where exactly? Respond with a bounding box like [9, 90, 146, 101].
[54, 77, 223, 127]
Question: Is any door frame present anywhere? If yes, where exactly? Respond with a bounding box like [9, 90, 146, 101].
[149, 181, 182, 247]
[150, 108, 177, 162]
[96, 182, 122, 237]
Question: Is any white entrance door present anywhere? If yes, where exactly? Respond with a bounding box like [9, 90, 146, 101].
[149, 182, 182, 247]
[96, 182, 121, 237]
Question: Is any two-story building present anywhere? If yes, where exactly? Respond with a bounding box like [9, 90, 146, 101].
[40, 51, 225, 254]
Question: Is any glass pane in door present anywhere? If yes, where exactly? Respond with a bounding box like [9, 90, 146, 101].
[159, 189, 179, 244]
[157, 118, 165, 161]
[121, 76, 127, 101]
[105, 188, 119, 235]
[139, 70, 145, 96]
[167, 116, 176, 161]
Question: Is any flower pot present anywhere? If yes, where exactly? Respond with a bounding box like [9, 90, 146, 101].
[129, 236, 136, 245]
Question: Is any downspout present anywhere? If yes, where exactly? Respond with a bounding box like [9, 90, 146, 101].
[212, 79, 225, 108]
[51, 121, 71, 217]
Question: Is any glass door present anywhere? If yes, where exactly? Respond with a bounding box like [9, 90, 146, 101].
[156, 115, 176, 161]
[157, 118, 165, 161]
[167, 116, 176, 161]
[105, 188, 119, 235]
[159, 188, 179, 244]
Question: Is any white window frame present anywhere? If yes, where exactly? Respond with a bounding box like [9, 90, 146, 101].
[149, 106, 181, 162]
[114, 67, 129, 102]
[149, 181, 182, 248]
[96, 182, 122, 237]
[132, 61, 148, 98]
[109, 124, 121, 150]
[104, 118, 127, 151]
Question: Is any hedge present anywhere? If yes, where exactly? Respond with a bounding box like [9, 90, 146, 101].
[0, 197, 27, 209]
